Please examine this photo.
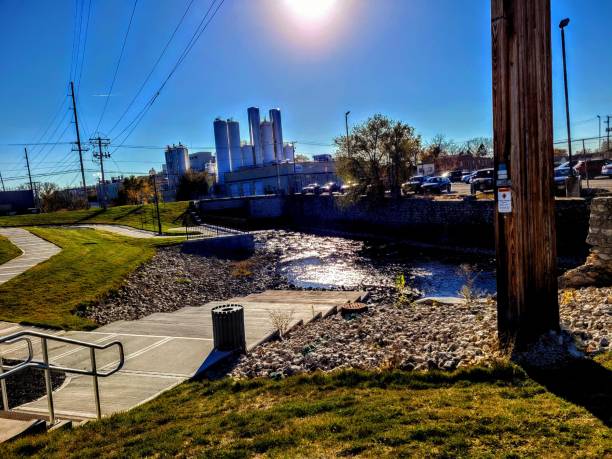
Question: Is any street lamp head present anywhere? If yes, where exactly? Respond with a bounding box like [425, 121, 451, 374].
[345, 111, 350, 117]
[559, 18, 570, 28]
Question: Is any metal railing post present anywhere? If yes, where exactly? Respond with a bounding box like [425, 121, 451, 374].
[41, 338, 55, 424]
[90, 348, 101, 420]
[0, 356, 9, 411]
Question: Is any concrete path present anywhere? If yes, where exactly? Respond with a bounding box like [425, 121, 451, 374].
[1, 290, 365, 420]
[0, 228, 61, 285]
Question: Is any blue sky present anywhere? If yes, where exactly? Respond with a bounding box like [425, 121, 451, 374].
[0, 0, 610, 188]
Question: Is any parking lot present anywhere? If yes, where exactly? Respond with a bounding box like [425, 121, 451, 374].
[451, 177, 612, 196]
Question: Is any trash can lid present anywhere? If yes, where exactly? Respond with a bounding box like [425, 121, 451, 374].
[212, 304, 243, 314]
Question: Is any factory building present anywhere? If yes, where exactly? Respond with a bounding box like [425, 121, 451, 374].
[213, 107, 338, 196]
[164, 143, 190, 189]
[189, 151, 213, 172]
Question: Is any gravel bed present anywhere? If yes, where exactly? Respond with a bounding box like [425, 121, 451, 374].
[230, 287, 611, 378]
[81, 245, 404, 325]
[2, 359, 65, 408]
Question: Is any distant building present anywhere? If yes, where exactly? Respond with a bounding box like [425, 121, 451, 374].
[312, 154, 333, 162]
[189, 152, 213, 172]
[222, 161, 339, 197]
[0, 190, 35, 215]
[164, 143, 190, 189]
[95, 176, 124, 202]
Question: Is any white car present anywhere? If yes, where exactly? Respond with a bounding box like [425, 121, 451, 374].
[602, 160, 612, 177]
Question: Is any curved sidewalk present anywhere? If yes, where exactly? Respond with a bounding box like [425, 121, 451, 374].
[0, 228, 61, 285]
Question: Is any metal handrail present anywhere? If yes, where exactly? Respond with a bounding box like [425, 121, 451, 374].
[0, 330, 125, 422]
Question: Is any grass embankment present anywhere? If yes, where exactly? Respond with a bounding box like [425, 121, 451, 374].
[0, 201, 190, 233]
[4, 357, 611, 458]
[0, 234, 21, 265]
[0, 227, 181, 330]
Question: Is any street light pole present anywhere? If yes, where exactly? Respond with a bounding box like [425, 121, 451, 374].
[559, 18, 572, 168]
[345, 111, 351, 157]
[597, 115, 601, 150]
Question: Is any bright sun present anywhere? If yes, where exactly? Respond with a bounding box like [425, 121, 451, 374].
[284, 0, 337, 22]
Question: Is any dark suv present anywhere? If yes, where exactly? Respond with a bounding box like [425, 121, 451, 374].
[470, 168, 495, 194]
[401, 175, 429, 195]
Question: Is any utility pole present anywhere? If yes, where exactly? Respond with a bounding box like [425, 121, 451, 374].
[607, 116, 611, 151]
[90, 136, 111, 210]
[149, 169, 162, 235]
[70, 81, 88, 205]
[491, 0, 559, 347]
[0, 170, 5, 192]
[24, 147, 36, 208]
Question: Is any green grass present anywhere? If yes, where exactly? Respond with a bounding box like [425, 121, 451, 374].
[3, 358, 610, 458]
[0, 201, 190, 233]
[0, 234, 21, 265]
[0, 227, 181, 330]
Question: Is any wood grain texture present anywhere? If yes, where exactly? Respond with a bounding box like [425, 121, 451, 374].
[491, 0, 559, 346]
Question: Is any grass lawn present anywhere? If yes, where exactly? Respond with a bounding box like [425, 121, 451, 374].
[3, 357, 610, 458]
[0, 201, 190, 233]
[0, 234, 21, 265]
[0, 227, 181, 330]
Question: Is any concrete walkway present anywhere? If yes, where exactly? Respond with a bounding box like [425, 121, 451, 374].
[1, 290, 365, 420]
[0, 228, 61, 285]
[73, 223, 234, 239]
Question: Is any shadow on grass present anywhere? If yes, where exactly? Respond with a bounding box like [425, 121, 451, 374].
[76, 208, 105, 223]
[109, 205, 144, 222]
[522, 358, 612, 427]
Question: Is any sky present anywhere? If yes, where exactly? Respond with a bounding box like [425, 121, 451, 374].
[0, 0, 610, 188]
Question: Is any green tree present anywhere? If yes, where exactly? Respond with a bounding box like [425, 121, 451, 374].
[116, 176, 151, 205]
[176, 171, 210, 201]
[335, 114, 422, 198]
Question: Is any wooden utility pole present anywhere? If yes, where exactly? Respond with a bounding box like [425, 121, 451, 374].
[491, 0, 559, 347]
[24, 147, 36, 208]
[0, 170, 5, 192]
[70, 81, 88, 203]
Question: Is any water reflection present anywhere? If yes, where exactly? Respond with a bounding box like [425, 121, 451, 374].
[255, 231, 497, 296]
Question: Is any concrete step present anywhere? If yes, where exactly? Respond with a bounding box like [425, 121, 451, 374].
[0, 417, 46, 443]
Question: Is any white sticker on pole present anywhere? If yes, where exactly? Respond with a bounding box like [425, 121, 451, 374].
[498, 187, 512, 213]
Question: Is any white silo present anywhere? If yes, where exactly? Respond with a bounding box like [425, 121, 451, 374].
[260, 120, 275, 164]
[227, 119, 242, 170]
[248, 107, 263, 165]
[164, 143, 190, 190]
[269, 108, 284, 161]
[214, 118, 231, 183]
[241, 144, 254, 167]
[283, 143, 295, 162]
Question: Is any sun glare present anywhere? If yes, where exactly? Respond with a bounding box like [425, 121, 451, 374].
[284, 0, 338, 23]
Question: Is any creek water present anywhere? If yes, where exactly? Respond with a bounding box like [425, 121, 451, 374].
[255, 230, 498, 297]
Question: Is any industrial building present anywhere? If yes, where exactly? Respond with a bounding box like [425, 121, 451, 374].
[164, 143, 190, 189]
[189, 151, 216, 175]
[214, 107, 338, 196]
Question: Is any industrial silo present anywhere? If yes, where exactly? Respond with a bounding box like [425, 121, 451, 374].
[260, 120, 275, 164]
[214, 118, 231, 183]
[164, 143, 190, 190]
[269, 108, 284, 161]
[227, 119, 242, 170]
[241, 144, 255, 167]
[247, 107, 263, 165]
[283, 143, 295, 162]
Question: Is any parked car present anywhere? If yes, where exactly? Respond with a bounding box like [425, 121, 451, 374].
[462, 171, 476, 183]
[320, 182, 340, 194]
[421, 176, 452, 194]
[574, 159, 609, 178]
[301, 183, 320, 195]
[602, 160, 612, 177]
[442, 169, 464, 183]
[401, 175, 429, 195]
[555, 160, 579, 170]
[470, 168, 495, 194]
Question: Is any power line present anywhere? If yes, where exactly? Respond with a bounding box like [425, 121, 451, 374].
[107, 0, 198, 136]
[110, 0, 225, 151]
[95, 0, 139, 133]
[76, 0, 93, 96]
